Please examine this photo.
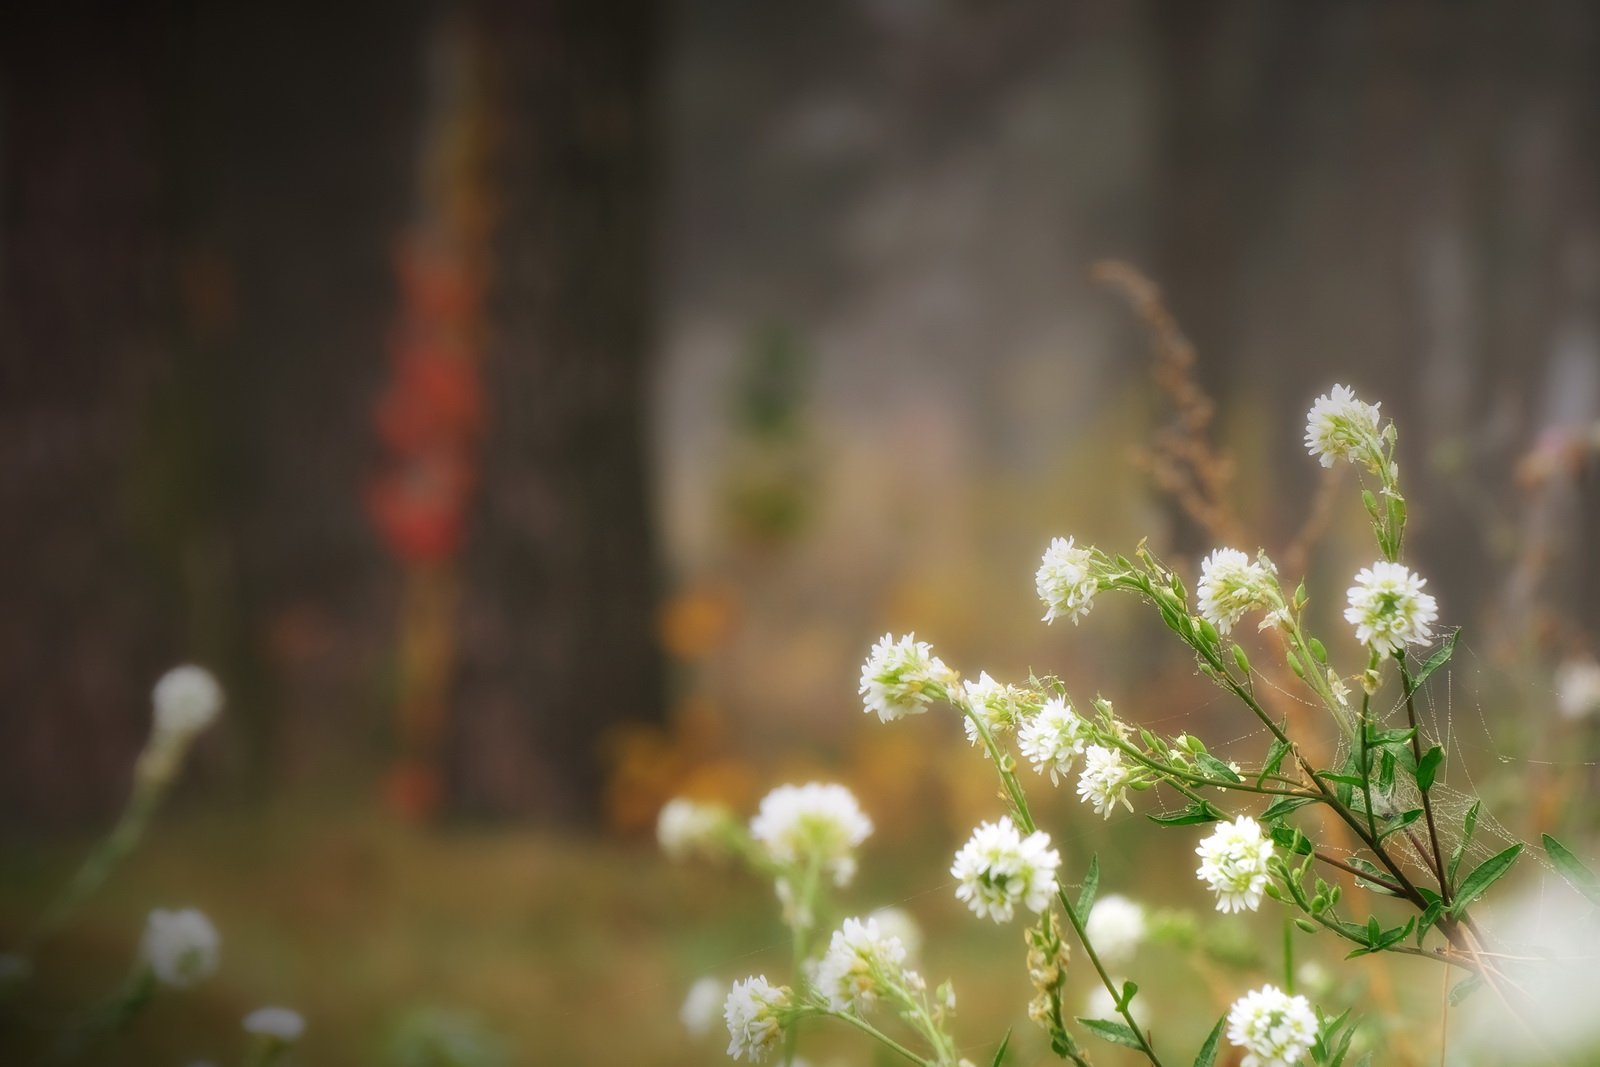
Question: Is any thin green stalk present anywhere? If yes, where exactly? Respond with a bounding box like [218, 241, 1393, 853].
[1397, 657, 1450, 904]
[828, 1011, 932, 1067]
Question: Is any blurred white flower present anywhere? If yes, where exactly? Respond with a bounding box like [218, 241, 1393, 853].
[1085, 894, 1146, 964]
[152, 665, 224, 739]
[1196, 549, 1277, 636]
[724, 976, 790, 1061]
[1304, 384, 1383, 470]
[951, 816, 1060, 923]
[1344, 561, 1438, 654]
[749, 783, 872, 887]
[1556, 658, 1600, 720]
[866, 906, 923, 961]
[243, 1006, 305, 1043]
[859, 633, 955, 722]
[680, 976, 725, 1037]
[1076, 745, 1136, 819]
[1036, 536, 1098, 625]
[657, 798, 729, 861]
[1226, 984, 1318, 1067]
[814, 916, 913, 1014]
[141, 908, 220, 989]
[1084, 978, 1142, 1024]
[1018, 698, 1092, 785]
[1196, 817, 1275, 913]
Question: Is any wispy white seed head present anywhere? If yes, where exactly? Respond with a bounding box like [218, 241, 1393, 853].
[1196, 549, 1277, 636]
[1343, 561, 1438, 654]
[243, 1007, 305, 1043]
[1076, 745, 1136, 819]
[814, 916, 914, 1014]
[1018, 697, 1093, 785]
[152, 665, 224, 739]
[1305, 384, 1384, 469]
[656, 798, 730, 861]
[859, 633, 956, 723]
[1085, 894, 1147, 965]
[724, 976, 791, 1061]
[1196, 816, 1275, 913]
[749, 783, 872, 887]
[951, 816, 1060, 923]
[1036, 537, 1098, 625]
[1227, 984, 1319, 1067]
[141, 908, 220, 989]
[680, 976, 725, 1038]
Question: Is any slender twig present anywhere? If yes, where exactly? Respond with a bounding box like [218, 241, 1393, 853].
[1398, 656, 1451, 905]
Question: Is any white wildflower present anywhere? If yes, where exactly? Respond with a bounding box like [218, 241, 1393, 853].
[141, 908, 220, 989]
[1227, 984, 1319, 1067]
[1085, 895, 1146, 965]
[1556, 658, 1600, 721]
[814, 917, 914, 1014]
[1343, 561, 1438, 654]
[1036, 536, 1098, 625]
[724, 976, 791, 1061]
[859, 633, 956, 722]
[749, 783, 872, 887]
[1076, 745, 1136, 819]
[961, 672, 1021, 746]
[951, 816, 1060, 923]
[1304, 384, 1384, 470]
[243, 1006, 305, 1044]
[657, 798, 729, 860]
[152, 665, 223, 739]
[680, 976, 725, 1037]
[1325, 669, 1350, 708]
[1018, 697, 1092, 785]
[1196, 549, 1277, 636]
[1196, 816, 1275, 913]
[866, 907, 923, 961]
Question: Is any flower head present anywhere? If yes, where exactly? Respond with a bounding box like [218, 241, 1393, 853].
[1085, 894, 1146, 965]
[814, 916, 915, 1014]
[657, 798, 730, 861]
[1305, 384, 1384, 470]
[951, 816, 1060, 923]
[1343, 561, 1438, 654]
[1196, 549, 1278, 636]
[749, 783, 872, 887]
[1227, 984, 1319, 1067]
[866, 906, 923, 961]
[859, 633, 955, 722]
[1076, 745, 1136, 819]
[152, 665, 223, 739]
[141, 908, 220, 989]
[1036, 537, 1098, 625]
[1018, 697, 1093, 784]
[961, 671, 1023, 746]
[724, 976, 792, 1061]
[243, 1007, 305, 1044]
[1196, 816, 1275, 913]
[680, 976, 725, 1038]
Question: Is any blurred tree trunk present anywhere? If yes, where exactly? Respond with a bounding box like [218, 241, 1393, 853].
[448, 0, 665, 821]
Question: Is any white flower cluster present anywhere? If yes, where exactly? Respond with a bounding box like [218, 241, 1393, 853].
[1226, 984, 1319, 1067]
[141, 908, 220, 989]
[960, 671, 1024, 746]
[951, 816, 1060, 923]
[681, 976, 726, 1037]
[1196, 548, 1278, 636]
[1195, 816, 1275, 913]
[1018, 697, 1092, 784]
[724, 976, 792, 1061]
[1036, 536, 1098, 625]
[152, 665, 224, 740]
[657, 798, 730, 861]
[814, 916, 917, 1014]
[1084, 894, 1146, 965]
[1304, 384, 1385, 471]
[1076, 745, 1136, 819]
[1344, 561, 1437, 654]
[859, 633, 955, 723]
[243, 1006, 305, 1044]
[750, 783, 873, 887]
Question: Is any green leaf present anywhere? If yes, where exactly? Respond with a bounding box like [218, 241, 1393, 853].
[1195, 753, 1242, 783]
[1364, 726, 1417, 747]
[1449, 973, 1484, 1006]
[1448, 801, 1480, 884]
[1377, 750, 1396, 793]
[1077, 854, 1100, 917]
[1543, 834, 1600, 907]
[1416, 746, 1443, 792]
[1376, 808, 1424, 842]
[1262, 795, 1317, 820]
[1308, 637, 1328, 664]
[1117, 980, 1139, 1010]
[1258, 739, 1290, 786]
[1148, 800, 1224, 826]
[1192, 1015, 1226, 1067]
[990, 1027, 1012, 1067]
[1077, 1017, 1144, 1050]
[1361, 489, 1380, 518]
[1411, 629, 1460, 690]
[1451, 844, 1522, 917]
[1270, 825, 1313, 856]
[1316, 771, 1367, 788]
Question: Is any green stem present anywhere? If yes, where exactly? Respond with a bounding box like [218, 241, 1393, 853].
[828, 1011, 932, 1067]
[1397, 656, 1450, 905]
